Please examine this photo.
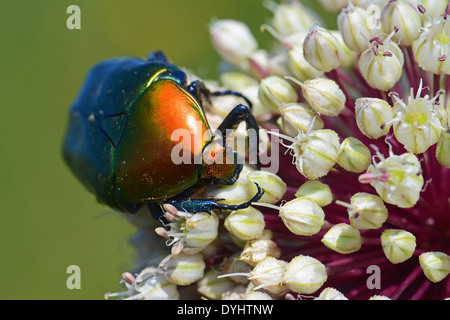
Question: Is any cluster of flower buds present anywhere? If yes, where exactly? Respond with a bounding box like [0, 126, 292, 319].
[108, 0, 450, 300]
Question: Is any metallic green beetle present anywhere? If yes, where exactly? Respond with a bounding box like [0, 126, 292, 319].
[62, 51, 262, 219]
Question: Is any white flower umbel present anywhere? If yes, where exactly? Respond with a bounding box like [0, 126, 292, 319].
[295, 180, 333, 207]
[381, 0, 422, 46]
[419, 251, 450, 283]
[390, 80, 444, 154]
[355, 97, 394, 139]
[359, 147, 424, 208]
[336, 193, 388, 230]
[283, 255, 328, 294]
[381, 229, 416, 264]
[321, 223, 363, 254]
[338, 3, 377, 53]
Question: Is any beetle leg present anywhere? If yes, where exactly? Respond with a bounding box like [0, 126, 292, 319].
[187, 82, 253, 110]
[210, 90, 253, 110]
[166, 183, 264, 213]
[187, 80, 212, 108]
[216, 104, 261, 169]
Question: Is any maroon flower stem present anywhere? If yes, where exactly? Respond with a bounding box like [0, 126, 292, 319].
[402, 46, 418, 91]
[326, 69, 355, 114]
[390, 265, 423, 300]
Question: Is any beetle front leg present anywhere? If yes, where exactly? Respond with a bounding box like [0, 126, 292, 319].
[165, 183, 264, 214]
[216, 104, 261, 168]
[187, 81, 253, 110]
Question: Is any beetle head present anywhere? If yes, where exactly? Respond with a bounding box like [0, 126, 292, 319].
[199, 140, 242, 185]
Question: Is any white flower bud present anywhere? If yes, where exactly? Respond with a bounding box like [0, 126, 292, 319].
[222, 254, 252, 285]
[303, 25, 343, 72]
[249, 257, 289, 296]
[369, 295, 391, 300]
[206, 166, 253, 205]
[287, 47, 324, 82]
[156, 209, 219, 255]
[283, 255, 328, 294]
[198, 270, 236, 300]
[381, 0, 422, 46]
[184, 212, 219, 254]
[419, 251, 450, 283]
[292, 129, 341, 179]
[419, 0, 448, 20]
[362, 150, 424, 208]
[358, 35, 404, 91]
[126, 268, 180, 300]
[337, 192, 388, 230]
[353, 0, 389, 9]
[318, 0, 349, 12]
[258, 75, 299, 114]
[221, 285, 246, 300]
[210, 19, 258, 69]
[240, 239, 281, 267]
[330, 31, 358, 69]
[355, 97, 394, 139]
[248, 170, 287, 204]
[315, 287, 348, 300]
[224, 207, 266, 241]
[337, 137, 372, 173]
[220, 72, 270, 117]
[321, 223, 362, 254]
[414, 15, 450, 75]
[391, 82, 444, 154]
[381, 229, 416, 264]
[278, 103, 324, 137]
[293, 77, 346, 117]
[295, 180, 333, 207]
[338, 3, 377, 53]
[279, 198, 325, 236]
[244, 290, 274, 300]
[271, 2, 316, 35]
[436, 131, 450, 168]
[158, 253, 205, 286]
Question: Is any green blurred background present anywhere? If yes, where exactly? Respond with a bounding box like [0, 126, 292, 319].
[0, 0, 330, 299]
